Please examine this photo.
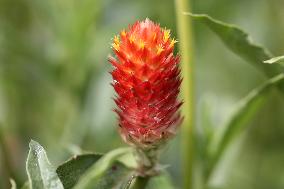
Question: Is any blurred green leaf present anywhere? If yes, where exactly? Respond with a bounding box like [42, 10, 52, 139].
[26, 140, 64, 189]
[131, 172, 176, 189]
[10, 179, 17, 189]
[198, 97, 215, 156]
[264, 55, 284, 66]
[185, 13, 284, 181]
[87, 162, 132, 189]
[146, 173, 176, 189]
[56, 154, 102, 189]
[20, 182, 30, 189]
[73, 147, 133, 189]
[207, 73, 284, 177]
[186, 13, 282, 77]
[117, 150, 138, 169]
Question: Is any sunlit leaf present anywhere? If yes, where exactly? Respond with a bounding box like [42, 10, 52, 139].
[26, 140, 64, 189]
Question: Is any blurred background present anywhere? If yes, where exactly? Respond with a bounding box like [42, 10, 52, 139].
[0, 0, 284, 188]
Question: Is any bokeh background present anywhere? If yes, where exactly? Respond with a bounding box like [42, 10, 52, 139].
[0, 0, 284, 188]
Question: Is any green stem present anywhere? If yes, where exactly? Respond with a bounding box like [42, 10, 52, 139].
[131, 148, 159, 189]
[131, 176, 150, 189]
[0, 124, 13, 188]
[174, 0, 195, 189]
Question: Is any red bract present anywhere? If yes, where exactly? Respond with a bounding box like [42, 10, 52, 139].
[109, 18, 183, 149]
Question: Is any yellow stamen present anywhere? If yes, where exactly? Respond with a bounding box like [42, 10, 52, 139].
[138, 39, 145, 49]
[169, 39, 178, 48]
[121, 29, 126, 37]
[156, 45, 164, 55]
[114, 35, 120, 44]
[129, 34, 135, 43]
[163, 29, 170, 42]
[112, 43, 120, 51]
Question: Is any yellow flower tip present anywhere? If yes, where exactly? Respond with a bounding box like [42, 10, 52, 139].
[156, 44, 164, 55]
[129, 34, 135, 43]
[121, 29, 126, 37]
[163, 29, 171, 42]
[114, 35, 120, 45]
[169, 39, 178, 48]
[112, 43, 120, 51]
[138, 39, 145, 49]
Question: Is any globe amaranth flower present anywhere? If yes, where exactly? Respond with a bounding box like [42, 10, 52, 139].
[109, 18, 183, 149]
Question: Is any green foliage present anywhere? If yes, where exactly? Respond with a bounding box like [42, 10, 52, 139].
[79, 162, 131, 189]
[129, 173, 176, 189]
[24, 140, 178, 189]
[146, 173, 176, 189]
[264, 55, 284, 66]
[184, 12, 284, 187]
[73, 147, 133, 189]
[57, 152, 136, 189]
[20, 182, 30, 189]
[207, 73, 284, 177]
[25, 141, 136, 189]
[56, 154, 102, 189]
[26, 140, 64, 189]
[186, 13, 282, 77]
[10, 179, 17, 189]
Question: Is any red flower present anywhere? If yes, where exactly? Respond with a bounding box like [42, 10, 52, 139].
[109, 19, 183, 149]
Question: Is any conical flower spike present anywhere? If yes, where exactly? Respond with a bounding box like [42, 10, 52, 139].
[109, 19, 183, 149]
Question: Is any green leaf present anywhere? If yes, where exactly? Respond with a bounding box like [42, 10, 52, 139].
[20, 182, 30, 189]
[207, 73, 284, 176]
[26, 140, 64, 189]
[117, 151, 138, 169]
[264, 55, 284, 66]
[130, 172, 176, 189]
[185, 12, 282, 77]
[10, 179, 17, 189]
[73, 147, 133, 189]
[56, 154, 102, 189]
[89, 162, 133, 189]
[146, 173, 176, 189]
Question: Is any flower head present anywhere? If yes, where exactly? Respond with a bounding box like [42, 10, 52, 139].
[109, 19, 183, 149]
